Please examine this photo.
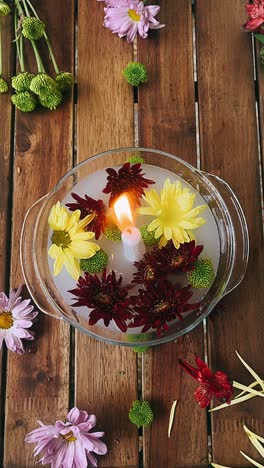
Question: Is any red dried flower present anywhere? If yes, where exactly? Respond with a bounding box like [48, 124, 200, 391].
[179, 355, 233, 408]
[102, 162, 154, 206]
[153, 240, 203, 273]
[66, 193, 107, 240]
[243, 0, 264, 32]
[69, 270, 133, 332]
[129, 280, 200, 336]
[132, 252, 164, 284]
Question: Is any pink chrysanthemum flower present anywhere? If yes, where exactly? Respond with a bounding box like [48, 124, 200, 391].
[25, 407, 107, 467]
[0, 285, 37, 354]
[103, 1, 165, 43]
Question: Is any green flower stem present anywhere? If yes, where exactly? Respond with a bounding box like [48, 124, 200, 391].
[19, 34, 25, 72]
[15, 0, 45, 73]
[25, 0, 60, 74]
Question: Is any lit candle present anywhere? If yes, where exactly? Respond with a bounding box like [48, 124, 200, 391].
[114, 193, 145, 263]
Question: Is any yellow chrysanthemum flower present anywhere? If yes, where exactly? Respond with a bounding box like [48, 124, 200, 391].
[48, 201, 100, 280]
[138, 179, 206, 248]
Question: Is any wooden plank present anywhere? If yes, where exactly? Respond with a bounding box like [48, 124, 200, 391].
[4, 1, 74, 466]
[196, 0, 264, 465]
[76, 2, 138, 467]
[138, 1, 208, 466]
[0, 9, 13, 465]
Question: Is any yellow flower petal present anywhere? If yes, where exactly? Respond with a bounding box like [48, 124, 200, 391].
[240, 451, 264, 468]
[244, 425, 264, 445]
[138, 178, 206, 248]
[63, 249, 80, 280]
[48, 243, 60, 259]
[236, 351, 264, 392]
[48, 201, 68, 231]
[54, 250, 65, 276]
[72, 231, 95, 241]
[76, 213, 95, 232]
[211, 464, 232, 468]
[66, 210, 81, 231]
[69, 240, 100, 258]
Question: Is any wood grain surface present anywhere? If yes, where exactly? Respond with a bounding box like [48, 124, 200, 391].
[196, 0, 264, 465]
[3, 1, 74, 466]
[75, 2, 138, 467]
[0, 10, 14, 465]
[138, 1, 208, 466]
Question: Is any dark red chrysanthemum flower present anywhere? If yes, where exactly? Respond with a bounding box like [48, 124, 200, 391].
[132, 252, 163, 284]
[66, 193, 107, 239]
[179, 355, 233, 408]
[102, 162, 155, 206]
[153, 240, 203, 273]
[129, 280, 200, 336]
[69, 270, 133, 332]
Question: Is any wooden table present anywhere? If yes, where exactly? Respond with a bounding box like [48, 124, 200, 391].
[1, 1, 264, 466]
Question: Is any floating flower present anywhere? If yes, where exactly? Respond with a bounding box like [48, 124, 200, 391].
[80, 249, 109, 274]
[128, 154, 145, 164]
[130, 280, 200, 336]
[187, 258, 215, 289]
[132, 251, 163, 284]
[153, 240, 203, 273]
[25, 406, 107, 467]
[69, 270, 133, 332]
[0, 285, 38, 354]
[123, 61, 148, 86]
[139, 224, 157, 246]
[103, 1, 165, 43]
[66, 193, 107, 240]
[243, 0, 264, 32]
[48, 201, 100, 280]
[129, 400, 153, 428]
[104, 221, 122, 242]
[179, 355, 233, 408]
[102, 162, 154, 206]
[138, 179, 206, 249]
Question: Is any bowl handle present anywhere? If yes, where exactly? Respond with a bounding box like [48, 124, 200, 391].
[203, 172, 249, 296]
[20, 194, 62, 320]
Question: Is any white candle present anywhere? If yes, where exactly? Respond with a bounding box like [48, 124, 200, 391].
[121, 226, 145, 263]
[114, 193, 145, 263]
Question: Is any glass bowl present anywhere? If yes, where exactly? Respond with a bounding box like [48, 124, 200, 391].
[20, 148, 249, 347]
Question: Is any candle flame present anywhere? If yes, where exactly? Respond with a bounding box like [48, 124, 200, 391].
[114, 194, 134, 230]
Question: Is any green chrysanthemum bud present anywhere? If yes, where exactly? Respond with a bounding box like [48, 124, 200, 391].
[11, 91, 37, 112]
[187, 258, 215, 289]
[104, 222, 122, 242]
[80, 250, 108, 274]
[128, 154, 145, 164]
[140, 224, 157, 246]
[123, 62, 148, 87]
[56, 72, 74, 92]
[12, 72, 34, 92]
[38, 87, 63, 110]
[129, 400, 153, 429]
[30, 73, 57, 95]
[0, 76, 8, 93]
[0, 1, 10, 16]
[22, 17, 45, 40]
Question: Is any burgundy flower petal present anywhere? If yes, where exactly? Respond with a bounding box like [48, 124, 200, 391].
[66, 193, 107, 239]
[69, 270, 133, 332]
[102, 162, 155, 206]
